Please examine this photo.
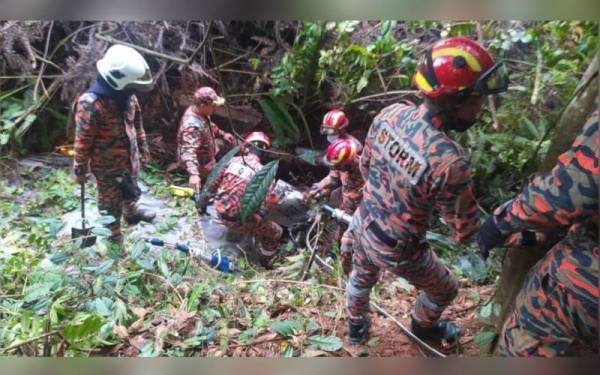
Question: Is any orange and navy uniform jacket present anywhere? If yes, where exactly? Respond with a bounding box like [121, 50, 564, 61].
[73, 92, 149, 178]
[208, 153, 285, 221]
[359, 102, 480, 245]
[315, 135, 364, 213]
[493, 112, 598, 297]
[177, 106, 230, 178]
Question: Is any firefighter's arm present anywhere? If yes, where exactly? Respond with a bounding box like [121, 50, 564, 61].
[496, 170, 596, 235]
[434, 158, 481, 244]
[133, 97, 151, 163]
[196, 126, 217, 175]
[315, 170, 341, 196]
[359, 124, 375, 182]
[179, 121, 202, 177]
[211, 121, 236, 146]
[73, 98, 98, 180]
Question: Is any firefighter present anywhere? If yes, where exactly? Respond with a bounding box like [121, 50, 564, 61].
[478, 112, 599, 356]
[177, 86, 237, 192]
[319, 109, 362, 145]
[73, 44, 156, 247]
[207, 131, 284, 268]
[305, 138, 364, 267]
[344, 37, 510, 345]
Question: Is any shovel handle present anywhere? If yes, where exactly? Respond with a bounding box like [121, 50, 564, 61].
[80, 181, 86, 230]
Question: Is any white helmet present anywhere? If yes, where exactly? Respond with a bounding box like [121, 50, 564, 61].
[96, 44, 153, 91]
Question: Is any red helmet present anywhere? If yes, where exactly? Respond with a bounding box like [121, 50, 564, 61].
[321, 109, 349, 135]
[413, 37, 508, 98]
[243, 131, 271, 149]
[324, 138, 359, 167]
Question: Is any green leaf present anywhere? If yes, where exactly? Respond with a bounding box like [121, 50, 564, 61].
[50, 252, 71, 264]
[62, 314, 104, 342]
[307, 335, 343, 352]
[240, 160, 279, 221]
[131, 241, 147, 259]
[87, 297, 113, 316]
[270, 319, 303, 337]
[95, 215, 116, 225]
[14, 114, 37, 142]
[356, 72, 370, 94]
[474, 331, 497, 351]
[90, 226, 112, 237]
[258, 97, 300, 145]
[239, 327, 259, 344]
[201, 145, 240, 196]
[480, 303, 492, 318]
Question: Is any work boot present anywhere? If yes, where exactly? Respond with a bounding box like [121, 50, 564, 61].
[125, 208, 156, 225]
[258, 245, 278, 269]
[348, 315, 370, 345]
[410, 318, 462, 344]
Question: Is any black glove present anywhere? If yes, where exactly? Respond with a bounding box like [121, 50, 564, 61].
[477, 216, 505, 261]
[519, 230, 537, 247]
[118, 174, 142, 201]
[195, 192, 210, 215]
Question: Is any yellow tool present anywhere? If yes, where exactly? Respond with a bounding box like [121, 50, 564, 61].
[55, 145, 75, 157]
[169, 185, 194, 198]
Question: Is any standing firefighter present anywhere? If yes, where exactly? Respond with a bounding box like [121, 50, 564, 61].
[73, 44, 156, 246]
[344, 37, 509, 345]
[177, 86, 237, 192]
[305, 138, 364, 271]
[208, 132, 284, 268]
[478, 112, 599, 357]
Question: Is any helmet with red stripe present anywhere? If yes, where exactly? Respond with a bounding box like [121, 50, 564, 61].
[324, 138, 359, 167]
[321, 109, 349, 135]
[413, 37, 508, 98]
[243, 131, 271, 149]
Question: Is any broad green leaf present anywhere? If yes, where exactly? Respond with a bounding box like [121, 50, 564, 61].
[131, 241, 147, 259]
[356, 71, 370, 93]
[50, 252, 71, 264]
[239, 327, 259, 344]
[90, 226, 112, 237]
[95, 215, 116, 225]
[480, 303, 492, 318]
[240, 160, 279, 221]
[270, 319, 303, 337]
[62, 314, 104, 342]
[201, 145, 240, 196]
[15, 114, 37, 142]
[474, 331, 497, 351]
[307, 335, 343, 352]
[258, 97, 300, 144]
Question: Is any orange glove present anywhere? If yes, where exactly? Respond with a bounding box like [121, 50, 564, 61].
[265, 193, 279, 212]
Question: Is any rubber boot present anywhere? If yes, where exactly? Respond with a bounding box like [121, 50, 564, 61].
[125, 207, 156, 225]
[410, 318, 462, 344]
[258, 246, 277, 269]
[348, 315, 370, 345]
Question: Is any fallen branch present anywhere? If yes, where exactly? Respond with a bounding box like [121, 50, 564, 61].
[95, 21, 212, 65]
[288, 101, 314, 149]
[530, 44, 543, 106]
[0, 330, 60, 354]
[350, 90, 416, 104]
[233, 278, 344, 292]
[476, 21, 500, 130]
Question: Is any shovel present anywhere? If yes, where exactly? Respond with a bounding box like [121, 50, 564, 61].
[71, 181, 96, 248]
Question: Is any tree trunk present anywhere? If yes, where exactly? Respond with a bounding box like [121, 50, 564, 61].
[491, 53, 599, 349]
[540, 53, 599, 173]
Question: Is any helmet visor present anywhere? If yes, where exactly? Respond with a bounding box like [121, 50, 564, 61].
[473, 61, 509, 95]
[320, 125, 337, 136]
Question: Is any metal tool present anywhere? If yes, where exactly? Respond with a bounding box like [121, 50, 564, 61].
[71, 181, 96, 248]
